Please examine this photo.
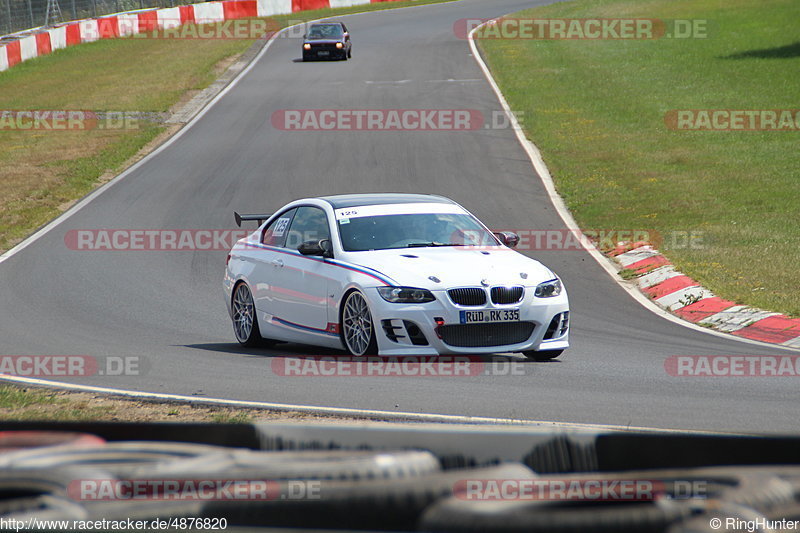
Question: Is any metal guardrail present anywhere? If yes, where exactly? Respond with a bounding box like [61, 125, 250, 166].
[0, 0, 201, 37]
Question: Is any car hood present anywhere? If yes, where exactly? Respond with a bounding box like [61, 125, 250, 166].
[340, 247, 555, 289]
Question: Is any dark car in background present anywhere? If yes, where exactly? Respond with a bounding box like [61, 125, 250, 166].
[303, 22, 352, 61]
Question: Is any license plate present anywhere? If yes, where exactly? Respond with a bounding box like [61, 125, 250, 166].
[460, 309, 520, 324]
[318, 51, 330, 56]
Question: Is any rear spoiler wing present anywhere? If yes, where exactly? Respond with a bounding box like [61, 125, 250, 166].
[234, 212, 272, 227]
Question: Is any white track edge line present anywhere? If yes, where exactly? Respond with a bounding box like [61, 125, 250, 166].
[466, 21, 799, 354]
[0, 375, 738, 434]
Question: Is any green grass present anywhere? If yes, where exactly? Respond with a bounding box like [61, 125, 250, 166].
[0, 386, 59, 408]
[0, 0, 456, 252]
[479, 0, 800, 316]
[0, 386, 113, 420]
[0, 385, 261, 421]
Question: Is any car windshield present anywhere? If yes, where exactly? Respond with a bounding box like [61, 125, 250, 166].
[338, 212, 499, 251]
[307, 24, 344, 39]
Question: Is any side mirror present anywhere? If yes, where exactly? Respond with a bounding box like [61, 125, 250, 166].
[298, 239, 332, 258]
[303, 33, 306, 39]
[493, 231, 520, 248]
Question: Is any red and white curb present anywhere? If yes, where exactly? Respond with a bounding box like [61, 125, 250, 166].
[0, 0, 400, 72]
[610, 244, 800, 348]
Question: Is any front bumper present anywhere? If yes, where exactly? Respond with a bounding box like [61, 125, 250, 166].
[303, 44, 346, 60]
[368, 287, 569, 356]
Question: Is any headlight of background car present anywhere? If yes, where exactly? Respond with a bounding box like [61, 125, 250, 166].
[534, 278, 562, 298]
[303, 43, 311, 50]
[336, 42, 344, 49]
[377, 287, 435, 303]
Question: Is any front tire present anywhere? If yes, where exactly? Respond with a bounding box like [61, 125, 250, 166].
[523, 349, 563, 361]
[341, 291, 378, 356]
[232, 282, 270, 347]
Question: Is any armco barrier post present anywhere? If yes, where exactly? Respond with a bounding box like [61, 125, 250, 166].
[27, 0, 34, 28]
[4, 0, 11, 34]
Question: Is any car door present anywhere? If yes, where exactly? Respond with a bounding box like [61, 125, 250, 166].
[249, 208, 296, 339]
[341, 23, 350, 51]
[270, 206, 340, 344]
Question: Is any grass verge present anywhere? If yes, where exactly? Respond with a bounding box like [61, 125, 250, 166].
[0, 0, 456, 253]
[0, 384, 345, 422]
[478, 0, 800, 316]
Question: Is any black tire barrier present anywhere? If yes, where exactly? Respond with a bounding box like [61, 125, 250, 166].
[2, 424, 800, 531]
[0, 467, 109, 499]
[419, 497, 694, 533]
[0, 495, 88, 521]
[533, 467, 795, 514]
[0, 468, 108, 522]
[0, 431, 105, 453]
[201, 463, 538, 530]
[0, 422, 261, 449]
[0, 442, 236, 476]
[130, 449, 441, 481]
[418, 467, 796, 533]
[667, 503, 774, 533]
[522, 434, 599, 474]
[83, 500, 205, 522]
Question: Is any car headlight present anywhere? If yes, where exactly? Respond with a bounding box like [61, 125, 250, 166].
[377, 287, 435, 303]
[336, 42, 344, 49]
[534, 278, 562, 298]
[303, 43, 311, 50]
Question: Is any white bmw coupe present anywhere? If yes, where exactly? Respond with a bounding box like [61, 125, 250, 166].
[224, 194, 569, 359]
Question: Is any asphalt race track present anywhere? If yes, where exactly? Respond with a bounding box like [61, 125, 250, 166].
[1, 0, 797, 434]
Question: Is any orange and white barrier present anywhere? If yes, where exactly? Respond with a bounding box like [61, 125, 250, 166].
[0, 0, 398, 72]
